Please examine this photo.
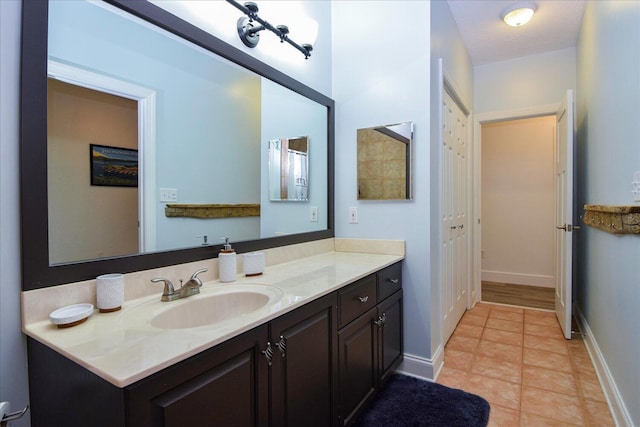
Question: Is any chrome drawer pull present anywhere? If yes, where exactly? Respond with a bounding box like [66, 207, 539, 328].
[262, 341, 274, 366]
[386, 278, 399, 284]
[277, 335, 287, 358]
[356, 296, 369, 303]
[374, 313, 386, 328]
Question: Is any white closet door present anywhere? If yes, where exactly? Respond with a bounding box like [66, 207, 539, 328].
[442, 89, 469, 344]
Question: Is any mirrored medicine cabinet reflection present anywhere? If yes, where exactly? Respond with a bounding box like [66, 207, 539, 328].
[357, 122, 414, 200]
[268, 136, 310, 202]
[20, 0, 335, 290]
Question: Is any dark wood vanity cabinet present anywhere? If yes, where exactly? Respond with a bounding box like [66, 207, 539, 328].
[269, 294, 338, 427]
[377, 289, 403, 383]
[27, 263, 401, 427]
[128, 293, 337, 427]
[337, 263, 403, 426]
[126, 325, 270, 427]
[28, 324, 270, 427]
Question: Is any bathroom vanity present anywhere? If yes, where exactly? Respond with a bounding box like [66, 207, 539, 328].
[23, 248, 403, 427]
[19, 2, 404, 425]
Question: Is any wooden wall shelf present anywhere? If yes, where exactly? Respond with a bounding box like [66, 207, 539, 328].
[165, 204, 260, 219]
[583, 205, 640, 234]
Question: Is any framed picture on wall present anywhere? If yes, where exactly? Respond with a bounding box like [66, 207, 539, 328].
[90, 144, 138, 187]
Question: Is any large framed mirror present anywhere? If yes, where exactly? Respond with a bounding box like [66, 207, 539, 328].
[20, 0, 334, 290]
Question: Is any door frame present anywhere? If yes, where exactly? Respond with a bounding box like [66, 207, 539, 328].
[47, 61, 157, 252]
[472, 103, 560, 304]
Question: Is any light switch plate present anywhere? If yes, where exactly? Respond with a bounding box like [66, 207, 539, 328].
[160, 188, 178, 202]
[310, 206, 318, 222]
[349, 207, 358, 224]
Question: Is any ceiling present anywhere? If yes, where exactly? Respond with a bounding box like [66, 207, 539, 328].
[447, 0, 586, 65]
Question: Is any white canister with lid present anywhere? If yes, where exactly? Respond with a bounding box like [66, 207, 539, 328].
[96, 273, 124, 312]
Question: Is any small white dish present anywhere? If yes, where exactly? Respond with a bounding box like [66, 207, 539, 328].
[49, 303, 94, 328]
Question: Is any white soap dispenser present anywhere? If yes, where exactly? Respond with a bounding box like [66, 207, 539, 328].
[219, 236, 237, 283]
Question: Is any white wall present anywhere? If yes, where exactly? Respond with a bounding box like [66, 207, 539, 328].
[474, 47, 576, 114]
[576, 1, 640, 425]
[0, 1, 31, 425]
[332, 0, 433, 376]
[481, 116, 556, 287]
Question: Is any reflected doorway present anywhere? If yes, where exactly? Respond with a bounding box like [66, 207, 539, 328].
[48, 79, 139, 263]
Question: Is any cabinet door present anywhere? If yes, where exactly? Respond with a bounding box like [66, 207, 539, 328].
[377, 289, 403, 383]
[337, 307, 378, 426]
[127, 325, 269, 427]
[269, 293, 338, 427]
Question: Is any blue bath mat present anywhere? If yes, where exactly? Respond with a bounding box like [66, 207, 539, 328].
[352, 374, 490, 427]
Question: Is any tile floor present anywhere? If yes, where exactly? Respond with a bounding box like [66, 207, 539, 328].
[437, 303, 615, 426]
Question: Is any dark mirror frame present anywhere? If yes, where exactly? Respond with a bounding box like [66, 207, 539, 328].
[20, 0, 335, 291]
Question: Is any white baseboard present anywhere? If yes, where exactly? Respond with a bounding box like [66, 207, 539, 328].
[574, 307, 634, 427]
[396, 345, 444, 382]
[481, 270, 554, 288]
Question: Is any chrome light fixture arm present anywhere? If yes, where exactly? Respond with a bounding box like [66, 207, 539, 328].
[227, 0, 313, 59]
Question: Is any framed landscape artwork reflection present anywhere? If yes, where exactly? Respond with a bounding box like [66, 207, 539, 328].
[90, 144, 138, 187]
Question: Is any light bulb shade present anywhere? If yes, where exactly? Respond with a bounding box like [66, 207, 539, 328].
[502, 4, 536, 27]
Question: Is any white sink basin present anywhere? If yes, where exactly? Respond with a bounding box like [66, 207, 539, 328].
[122, 283, 284, 330]
[152, 291, 271, 329]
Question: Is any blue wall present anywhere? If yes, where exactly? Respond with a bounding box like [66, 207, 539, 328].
[332, 0, 436, 377]
[576, 1, 640, 424]
[0, 1, 30, 424]
[260, 80, 328, 237]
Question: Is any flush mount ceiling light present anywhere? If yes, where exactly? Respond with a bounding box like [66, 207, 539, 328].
[227, 0, 314, 59]
[502, 2, 537, 27]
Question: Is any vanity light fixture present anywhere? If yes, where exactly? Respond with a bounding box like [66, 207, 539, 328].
[501, 2, 537, 27]
[227, 0, 314, 59]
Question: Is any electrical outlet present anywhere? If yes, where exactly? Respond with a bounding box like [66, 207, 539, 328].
[159, 188, 178, 202]
[633, 171, 640, 202]
[349, 207, 358, 224]
[310, 206, 318, 222]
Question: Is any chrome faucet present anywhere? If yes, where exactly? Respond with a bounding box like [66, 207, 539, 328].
[151, 268, 208, 302]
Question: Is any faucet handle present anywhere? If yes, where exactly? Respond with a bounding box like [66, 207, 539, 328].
[189, 268, 208, 287]
[151, 278, 175, 297]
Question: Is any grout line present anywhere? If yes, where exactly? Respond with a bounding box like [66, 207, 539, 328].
[444, 304, 615, 426]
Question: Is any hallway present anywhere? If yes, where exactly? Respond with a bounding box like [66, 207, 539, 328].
[437, 303, 615, 426]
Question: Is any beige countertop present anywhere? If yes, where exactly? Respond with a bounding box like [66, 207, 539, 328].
[22, 248, 403, 388]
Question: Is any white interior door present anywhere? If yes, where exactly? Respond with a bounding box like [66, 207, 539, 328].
[442, 89, 469, 344]
[555, 90, 574, 340]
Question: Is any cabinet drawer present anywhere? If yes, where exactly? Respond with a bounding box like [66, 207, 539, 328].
[338, 275, 377, 328]
[377, 262, 402, 302]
